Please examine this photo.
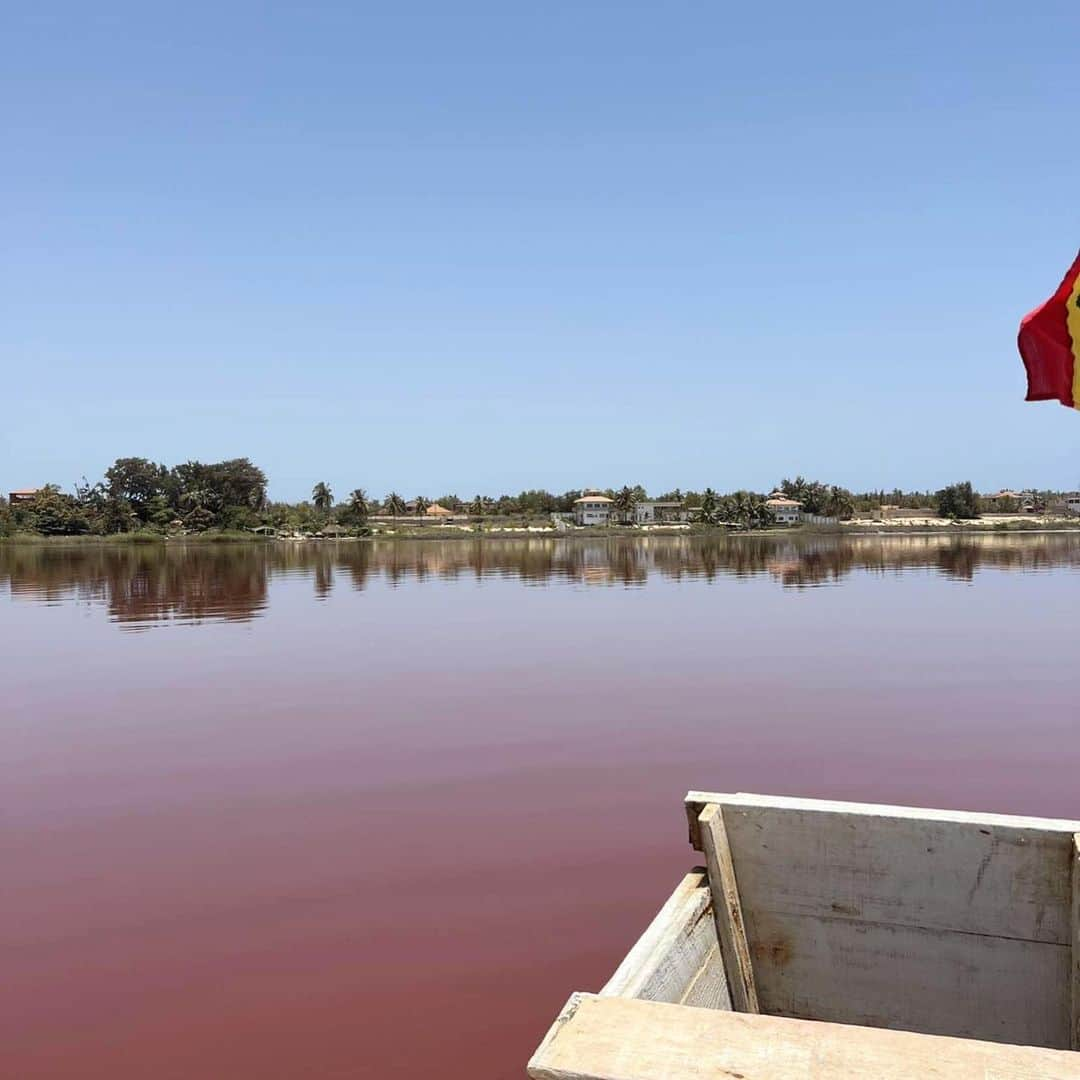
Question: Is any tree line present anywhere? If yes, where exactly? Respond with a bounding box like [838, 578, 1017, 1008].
[0, 457, 1061, 537]
[2, 458, 270, 537]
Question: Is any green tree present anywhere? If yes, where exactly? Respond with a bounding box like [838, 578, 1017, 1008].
[721, 490, 772, 530]
[937, 481, 981, 520]
[824, 487, 855, 520]
[181, 486, 222, 514]
[212, 458, 267, 511]
[145, 493, 175, 529]
[179, 486, 221, 531]
[752, 496, 775, 529]
[105, 458, 169, 521]
[733, 490, 754, 527]
[698, 487, 719, 526]
[172, 458, 267, 523]
[347, 488, 369, 523]
[312, 482, 333, 512]
[183, 505, 216, 531]
[779, 476, 830, 515]
[24, 485, 91, 536]
[385, 492, 406, 519]
[413, 495, 430, 516]
[469, 494, 485, 516]
[613, 485, 638, 524]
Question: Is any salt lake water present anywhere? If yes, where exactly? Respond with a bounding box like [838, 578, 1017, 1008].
[4, 534, 1079, 1077]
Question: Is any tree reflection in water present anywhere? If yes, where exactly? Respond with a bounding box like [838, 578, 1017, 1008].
[3, 533, 1079, 628]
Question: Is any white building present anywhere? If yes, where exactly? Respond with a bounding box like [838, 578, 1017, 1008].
[765, 496, 803, 524]
[1064, 492, 1080, 516]
[635, 500, 688, 524]
[574, 494, 613, 526]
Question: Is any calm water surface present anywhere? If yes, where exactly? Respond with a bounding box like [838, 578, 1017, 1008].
[4, 534, 1080, 1077]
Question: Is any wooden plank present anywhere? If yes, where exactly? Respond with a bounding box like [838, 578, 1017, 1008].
[698, 803, 758, 1013]
[746, 906, 1071, 1048]
[687, 791, 1080, 838]
[1072, 833, 1080, 1050]
[677, 943, 728, 1009]
[600, 868, 730, 1009]
[527, 993, 1080, 1080]
[682, 791, 1078, 1048]
[685, 791, 1076, 943]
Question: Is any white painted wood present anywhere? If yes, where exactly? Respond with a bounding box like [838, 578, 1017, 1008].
[527, 993, 1080, 1080]
[600, 869, 730, 1009]
[746, 906, 1070, 1047]
[683, 791, 1078, 1048]
[723, 800, 1071, 942]
[1072, 833, 1080, 1050]
[687, 791, 1080, 835]
[698, 803, 759, 1013]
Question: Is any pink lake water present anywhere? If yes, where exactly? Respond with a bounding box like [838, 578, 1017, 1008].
[3, 534, 1079, 1077]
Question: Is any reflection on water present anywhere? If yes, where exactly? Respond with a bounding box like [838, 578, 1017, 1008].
[6, 530, 1080, 1079]
[2, 533, 1080, 628]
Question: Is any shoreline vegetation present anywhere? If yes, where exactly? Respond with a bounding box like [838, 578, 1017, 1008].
[6, 518, 1080, 546]
[5, 456, 1079, 544]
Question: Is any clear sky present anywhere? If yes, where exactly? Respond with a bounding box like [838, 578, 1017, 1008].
[4, 2, 1080, 501]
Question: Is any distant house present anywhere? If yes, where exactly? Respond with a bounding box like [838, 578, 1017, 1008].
[574, 493, 613, 526]
[765, 496, 803, 525]
[635, 500, 688, 525]
[8, 488, 40, 505]
[989, 492, 1036, 511]
[987, 490, 1036, 512]
[1064, 493, 1080, 516]
[402, 500, 453, 517]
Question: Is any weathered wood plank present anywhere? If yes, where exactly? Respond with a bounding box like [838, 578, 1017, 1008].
[686, 791, 1076, 943]
[1072, 833, 1080, 1050]
[698, 803, 758, 1013]
[687, 792, 1080, 839]
[677, 943, 728, 1009]
[600, 868, 730, 1009]
[527, 993, 1080, 1080]
[682, 791, 1079, 1048]
[747, 906, 1071, 1048]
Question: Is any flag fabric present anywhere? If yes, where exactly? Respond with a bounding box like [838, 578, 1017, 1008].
[1018, 250, 1080, 409]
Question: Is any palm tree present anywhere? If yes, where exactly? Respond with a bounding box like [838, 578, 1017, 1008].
[698, 487, 719, 526]
[727, 490, 755, 529]
[469, 494, 485, 516]
[348, 488, 369, 522]
[751, 495, 774, 529]
[824, 486, 854, 520]
[613, 485, 638, 525]
[413, 495, 430, 517]
[312, 482, 333, 512]
[385, 492, 406, 519]
[781, 476, 808, 501]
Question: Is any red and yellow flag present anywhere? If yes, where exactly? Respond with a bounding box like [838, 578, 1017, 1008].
[1018, 250, 1080, 409]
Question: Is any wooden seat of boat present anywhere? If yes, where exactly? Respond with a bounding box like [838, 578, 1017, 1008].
[530, 992, 1080, 1079]
[529, 792, 1080, 1078]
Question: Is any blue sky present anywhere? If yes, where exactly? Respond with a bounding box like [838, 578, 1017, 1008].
[4, 2, 1080, 500]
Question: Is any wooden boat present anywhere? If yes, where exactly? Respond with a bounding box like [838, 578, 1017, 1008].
[528, 792, 1080, 1078]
